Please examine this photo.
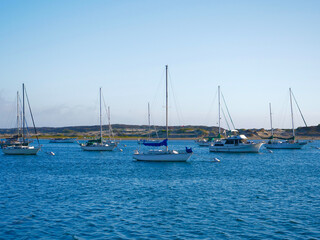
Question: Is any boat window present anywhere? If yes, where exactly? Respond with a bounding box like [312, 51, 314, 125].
[225, 139, 234, 144]
[214, 143, 224, 146]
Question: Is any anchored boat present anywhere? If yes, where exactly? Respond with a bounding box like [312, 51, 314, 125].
[80, 88, 118, 151]
[209, 86, 263, 153]
[133, 65, 193, 162]
[2, 84, 41, 155]
[265, 88, 308, 149]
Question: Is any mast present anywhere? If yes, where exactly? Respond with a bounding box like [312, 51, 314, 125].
[218, 85, 221, 136]
[165, 65, 168, 151]
[99, 87, 102, 143]
[16, 91, 20, 136]
[108, 106, 111, 139]
[289, 88, 295, 138]
[148, 102, 151, 139]
[22, 83, 25, 142]
[269, 103, 273, 137]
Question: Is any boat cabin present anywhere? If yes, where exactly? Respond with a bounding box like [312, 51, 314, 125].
[214, 135, 248, 146]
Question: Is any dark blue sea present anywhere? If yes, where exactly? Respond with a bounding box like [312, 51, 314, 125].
[0, 140, 320, 239]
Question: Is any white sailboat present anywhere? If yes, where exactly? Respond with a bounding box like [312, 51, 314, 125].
[133, 65, 193, 162]
[209, 86, 264, 153]
[137, 102, 161, 145]
[265, 89, 307, 149]
[2, 84, 41, 155]
[80, 88, 118, 151]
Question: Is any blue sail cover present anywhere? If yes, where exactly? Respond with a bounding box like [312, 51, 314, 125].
[143, 139, 168, 147]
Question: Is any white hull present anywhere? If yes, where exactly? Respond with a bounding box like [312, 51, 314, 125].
[133, 150, 192, 162]
[137, 139, 161, 145]
[50, 139, 76, 143]
[2, 146, 41, 155]
[197, 142, 211, 147]
[81, 144, 116, 151]
[209, 143, 264, 153]
[265, 142, 307, 149]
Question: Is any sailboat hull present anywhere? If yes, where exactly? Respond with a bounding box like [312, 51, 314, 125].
[209, 143, 264, 153]
[133, 151, 192, 162]
[81, 144, 116, 151]
[265, 142, 307, 149]
[196, 141, 211, 147]
[2, 146, 41, 155]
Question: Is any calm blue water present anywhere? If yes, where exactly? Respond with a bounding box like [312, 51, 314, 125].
[0, 140, 320, 239]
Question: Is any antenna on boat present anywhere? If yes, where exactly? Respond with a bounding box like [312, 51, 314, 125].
[166, 65, 168, 152]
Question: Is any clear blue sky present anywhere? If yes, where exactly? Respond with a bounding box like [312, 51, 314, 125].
[0, 0, 319, 129]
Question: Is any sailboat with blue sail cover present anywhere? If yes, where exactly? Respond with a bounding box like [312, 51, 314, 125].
[133, 65, 193, 162]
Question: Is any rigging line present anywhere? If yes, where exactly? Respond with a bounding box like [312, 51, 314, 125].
[205, 90, 218, 124]
[291, 91, 308, 127]
[168, 70, 184, 126]
[151, 69, 165, 109]
[101, 92, 114, 139]
[221, 108, 231, 131]
[25, 88, 40, 145]
[221, 92, 236, 130]
[150, 117, 160, 139]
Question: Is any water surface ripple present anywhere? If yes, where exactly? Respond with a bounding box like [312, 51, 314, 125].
[1, 140, 320, 239]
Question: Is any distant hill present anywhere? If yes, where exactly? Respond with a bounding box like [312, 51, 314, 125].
[0, 124, 319, 139]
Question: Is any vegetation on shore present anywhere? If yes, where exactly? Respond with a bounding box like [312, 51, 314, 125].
[0, 124, 319, 140]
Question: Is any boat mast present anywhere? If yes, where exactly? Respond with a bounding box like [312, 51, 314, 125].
[166, 65, 168, 151]
[108, 106, 111, 139]
[148, 102, 151, 139]
[22, 83, 25, 143]
[16, 91, 20, 136]
[269, 103, 273, 137]
[99, 87, 102, 143]
[218, 85, 221, 136]
[289, 88, 295, 138]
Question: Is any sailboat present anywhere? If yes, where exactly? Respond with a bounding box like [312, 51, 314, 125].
[137, 102, 161, 145]
[2, 84, 41, 155]
[104, 106, 120, 146]
[133, 65, 193, 162]
[265, 88, 307, 149]
[209, 86, 264, 153]
[80, 88, 118, 151]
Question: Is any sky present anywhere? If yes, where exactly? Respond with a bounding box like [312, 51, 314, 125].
[0, 0, 319, 129]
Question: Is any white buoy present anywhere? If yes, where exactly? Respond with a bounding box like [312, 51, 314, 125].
[212, 158, 220, 162]
[268, 150, 273, 153]
[46, 151, 55, 156]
